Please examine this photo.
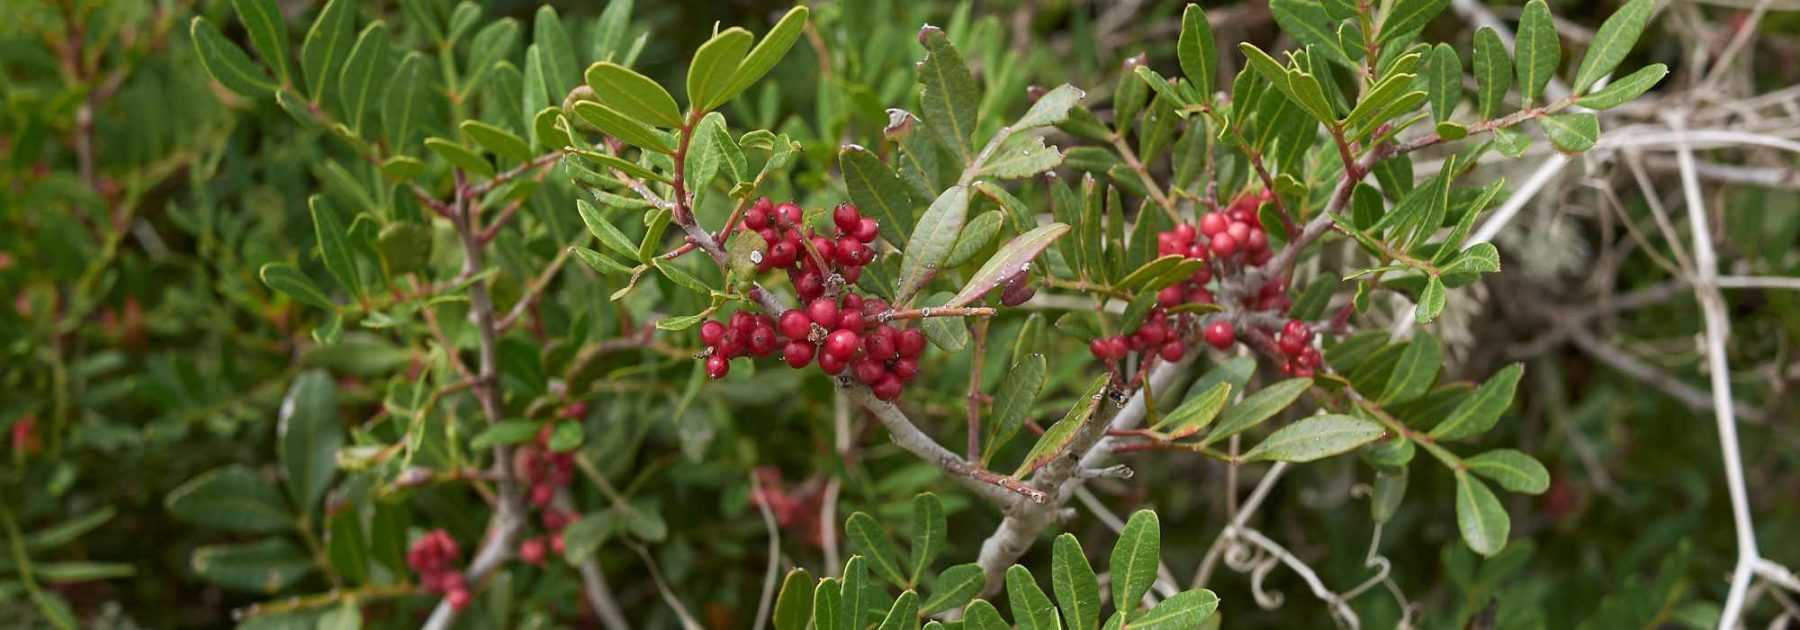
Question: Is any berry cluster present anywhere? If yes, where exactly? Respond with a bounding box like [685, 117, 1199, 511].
[744, 198, 879, 295]
[1274, 320, 1322, 377]
[1088, 309, 1187, 364]
[513, 422, 575, 565]
[700, 200, 929, 401]
[407, 529, 470, 610]
[702, 294, 928, 400]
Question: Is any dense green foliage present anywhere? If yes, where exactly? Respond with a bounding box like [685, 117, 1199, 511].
[3, 0, 1795, 628]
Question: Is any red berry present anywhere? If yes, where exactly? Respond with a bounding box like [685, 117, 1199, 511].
[706, 355, 730, 379]
[769, 241, 798, 268]
[810, 236, 836, 264]
[807, 298, 840, 330]
[893, 357, 919, 382]
[1293, 366, 1315, 378]
[824, 330, 861, 360]
[541, 509, 570, 532]
[833, 203, 862, 233]
[1200, 212, 1228, 237]
[745, 198, 773, 230]
[1187, 243, 1208, 259]
[1089, 338, 1111, 361]
[1159, 340, 1186, 362]
[854, 358, 886, 384]
[898, 329, 926, 357]
[817, 351, 847, 375]
[872, 374, 903, 401]
[731, 311, 756, 332]
[1249, 248, 1273, 266]
[1297, 346, 1322, 369]
[1158, 285, 1186, 308]
[446, 588, 472, 611]
[719, 329, 746, 357]
[520, 537, 547, 565]
[855, 218, 880, 243]
[1173, 223, 1198, 243]
[1106, 336, 1131, 360]
[1226, 221, 1251, 244]
[794, 270, 825, 300]
[837, 310, 865, 333]
[867, 326, 899, 360]
[1204, 320, 1235, 349]
[699, 321, 725, 347]
[749, 325, 778, 356]
[837, 238, 871, 267]
[1283, 320, 1312, 341]
[1192, 267, 1213, 284]
[759, 227, 781, 246]
[779, 310, 812, 339]
[777, 202, 804, 226]
[783, 340, 815, 368]
[1138, 322, 1167, 345]
[530, 482, 554, 507]
[550, 534, 565, 554]
[861, 298, 888, 318]
[1245, 228, 1268, 252]
[841, 265, 862, 283]
[1209, 232, 1238, 256]
[843, 293, 864, 312]
[1278, 333, 1307, 356]
[1158, 233, 1181, 256]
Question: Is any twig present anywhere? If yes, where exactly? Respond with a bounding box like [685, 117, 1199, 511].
[1566, 329, 1769, 424]
[841, 384, 1027, 508]
[751, 471, 782, 630]
[629, 543, 704, 630]
[1670, 111, 1761, 629]
[1192, 462, 1290, 588]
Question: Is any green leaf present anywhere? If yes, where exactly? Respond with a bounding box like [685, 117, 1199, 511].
[979, 135, 1064, 179]
[165, 466, 293, 533]
[1575, 63, 1666, 110]
[190, 17, 277, 98]
[1471, 28, 1512, 120]
[1201, 378, 1313, 446]
[1443, 242, 1501, 275]
[876, 591, 921, 630]
[231, 0, 291, 86]
[840, 145, 917, 248]
[425, 137, 495, 177]
[813, 578, 841, 630]
[947, 223, 1069, 308]
[572, 101, 675, 153]
[336, 21, 389, 133]
[1016, 84, 1087, 130]
[1015, 374, 1109, 477]
[1541, 111, 1600, 153]
[1242, 414, 1386, 462]
[1430, 363, 1523, 440]
[1574, 0, 1654, 94]
[260, 263, 335, 309]
[920, 292, 970, 351]
[1109, 510, 1161, 620]
[25, 508, 117, 551]
[533, 6, 578, 98]
[1427, 44, 1460, 123]
[300, 0, 354, 103]
[721, 6, 810, 106]
[278, 371, 341, 513]
[847, 513, 908, 588]
[1493, 126, 1532, 157]
[899, 185, 971, 302]
[584, 62, 683, 128]
[1269, 0, 1353, 68]
[1380, 333, 1442, 404]
[1455, 471, 1510, 556]
[654, 259, 708, 294]
[574, 247, 634, 276]
[841, 555, 871, 627]
[325, 505, 368, 585]
[909, 493, 946, 586]
[1133, 589, 1221, 629]
[963, 599, 1008, 630]
[1238, 43, 1335, 125]
[1006, 565, 1059, 630]
[1178, 4, 1218, 98]
[1052, 533, 1100, 630]
[35, 561, 135, 583]
[1467, 449, 1550, 494]
[1514, 0, 1561, 107]
[772, 568, 815, 630]
[470, 419, 541, 449]
[560, 511, 618, 564]
[921, 563, 984, 615]
[460, 120, 532, 163]
[945, 211, 1004, 268]
[1415, 275, 1447, 323]
[191, 538, 313, 593]
[984, 354, 1047, 464]
[917, 26, 980, 161]
[577, 203, 641, 263]
[382, 53, 430, 152]
[687, 27, 754, 113]
[1152, 381, 1231, 439]
[1378, 0, 1450, 44]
